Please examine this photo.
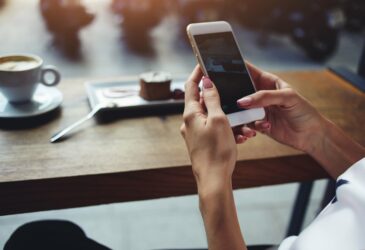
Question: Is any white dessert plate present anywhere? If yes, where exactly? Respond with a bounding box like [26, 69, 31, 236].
[0, 85, 63, 118]
[85, 78, 185, 111]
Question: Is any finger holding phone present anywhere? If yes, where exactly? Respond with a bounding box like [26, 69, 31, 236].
[181, 65, 247, 250]
[237, 63, 365, 178]
[236, 62, 325, 153]
[181, 65, 238, 192]
[187, 21, 265, 127]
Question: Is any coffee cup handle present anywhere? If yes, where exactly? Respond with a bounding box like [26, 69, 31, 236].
[41, 66, 61, 87]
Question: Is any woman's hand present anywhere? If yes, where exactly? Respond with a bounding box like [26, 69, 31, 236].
[236, 63, 365, 178]
[180, 65, 238, 192]
[236, 63, 326, 154]
[181, 65, 247, 250]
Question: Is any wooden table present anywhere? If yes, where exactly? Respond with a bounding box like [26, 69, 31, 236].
[1, 70, 364, 216]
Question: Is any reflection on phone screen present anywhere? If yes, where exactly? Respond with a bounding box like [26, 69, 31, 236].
[194, 32, 255, 114]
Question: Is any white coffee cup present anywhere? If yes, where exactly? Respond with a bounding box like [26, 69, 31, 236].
[0, 54, 61, 103]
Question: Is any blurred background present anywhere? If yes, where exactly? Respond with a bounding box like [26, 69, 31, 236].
[0, 0, 364, 249]
[0, 0, 364, 78]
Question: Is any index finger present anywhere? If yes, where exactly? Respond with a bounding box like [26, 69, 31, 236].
[188, 64, 204, 84]
[184, 65, 203, 106]
[246, 61, 283, 90]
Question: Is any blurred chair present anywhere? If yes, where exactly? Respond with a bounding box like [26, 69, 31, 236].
[4, 220, 110, 250]
[39, 0, 95, 58]
[111, 0, 165, 55]
[5, 220, 276, 250]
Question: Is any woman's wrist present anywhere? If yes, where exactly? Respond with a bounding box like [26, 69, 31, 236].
[197, 176, 234, 227]
[197, 175, 246, 250]
[306, 117, 365, 178]
[197, 177, 232, 202]
[194, 166, 233, 204]
[304, 115, 329, 156]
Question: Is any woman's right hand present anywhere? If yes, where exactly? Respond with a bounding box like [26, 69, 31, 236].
[236, 63, 327, 154]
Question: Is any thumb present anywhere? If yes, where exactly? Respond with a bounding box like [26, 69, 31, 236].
[202, 77, 224, 116]
[237, 88, 297, 109]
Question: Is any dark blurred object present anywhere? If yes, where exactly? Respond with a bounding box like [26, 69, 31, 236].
[40, 0, 95, 58]
[359, 42, 365, 78]
[329, 41, 365, 92]
[0, 0, 5, 8]
[172, 88, 184, 100]
[111, 0, 166, 54]
[340, 0, 365, 32]
[4, 220, 110, 250]
[0, 108, 61, 130]
[233, 0, 345, 61]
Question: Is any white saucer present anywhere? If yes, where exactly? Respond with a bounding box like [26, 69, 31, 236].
[0, 85, 63, 118]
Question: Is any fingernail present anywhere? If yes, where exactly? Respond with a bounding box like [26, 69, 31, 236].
[263, 122, 271, 129]
[237, 135, 244, 143]
[202, 76, 213, 89]
[238, 135, 247, 143]
[237, 97, 252, 106]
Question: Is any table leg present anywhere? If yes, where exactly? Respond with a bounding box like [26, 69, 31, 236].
[285, 181, 314, 237]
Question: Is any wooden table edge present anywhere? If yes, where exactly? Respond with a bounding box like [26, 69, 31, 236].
[0, 154, 328, 215]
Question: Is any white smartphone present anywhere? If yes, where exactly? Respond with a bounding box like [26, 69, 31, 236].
[186, 21, 265, 127]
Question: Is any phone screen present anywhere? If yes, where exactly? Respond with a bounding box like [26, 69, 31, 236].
[194, 32, 255, 114]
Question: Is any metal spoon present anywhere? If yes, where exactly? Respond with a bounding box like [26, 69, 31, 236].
[50, 103, 111, 143]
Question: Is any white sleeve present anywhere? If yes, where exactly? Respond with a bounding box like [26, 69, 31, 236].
[278, 157, 365, 250]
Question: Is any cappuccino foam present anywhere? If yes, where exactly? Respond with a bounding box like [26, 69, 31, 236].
[0, 57, 39, 71]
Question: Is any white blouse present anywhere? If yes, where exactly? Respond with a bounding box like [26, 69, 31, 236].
[279, 158, 365, 250]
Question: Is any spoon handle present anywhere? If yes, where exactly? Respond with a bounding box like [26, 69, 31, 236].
[50, 104, 103, 143]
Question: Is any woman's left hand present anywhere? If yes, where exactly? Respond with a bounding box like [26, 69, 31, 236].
[180, 65, 254, 192]
[181, 65, 249, 250]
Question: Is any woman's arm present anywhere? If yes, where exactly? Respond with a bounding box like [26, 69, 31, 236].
[181, 66, 249, 250]
[199, 180, 246, 250]
[308, 118, 365, 178]
[236, 63, 365, 178]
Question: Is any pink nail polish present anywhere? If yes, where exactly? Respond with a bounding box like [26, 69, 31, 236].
[202, 77, 213, 89]
[263, 122, 271, 129]
[238, 135, 244, 142]
[237, 97, 252, 106]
